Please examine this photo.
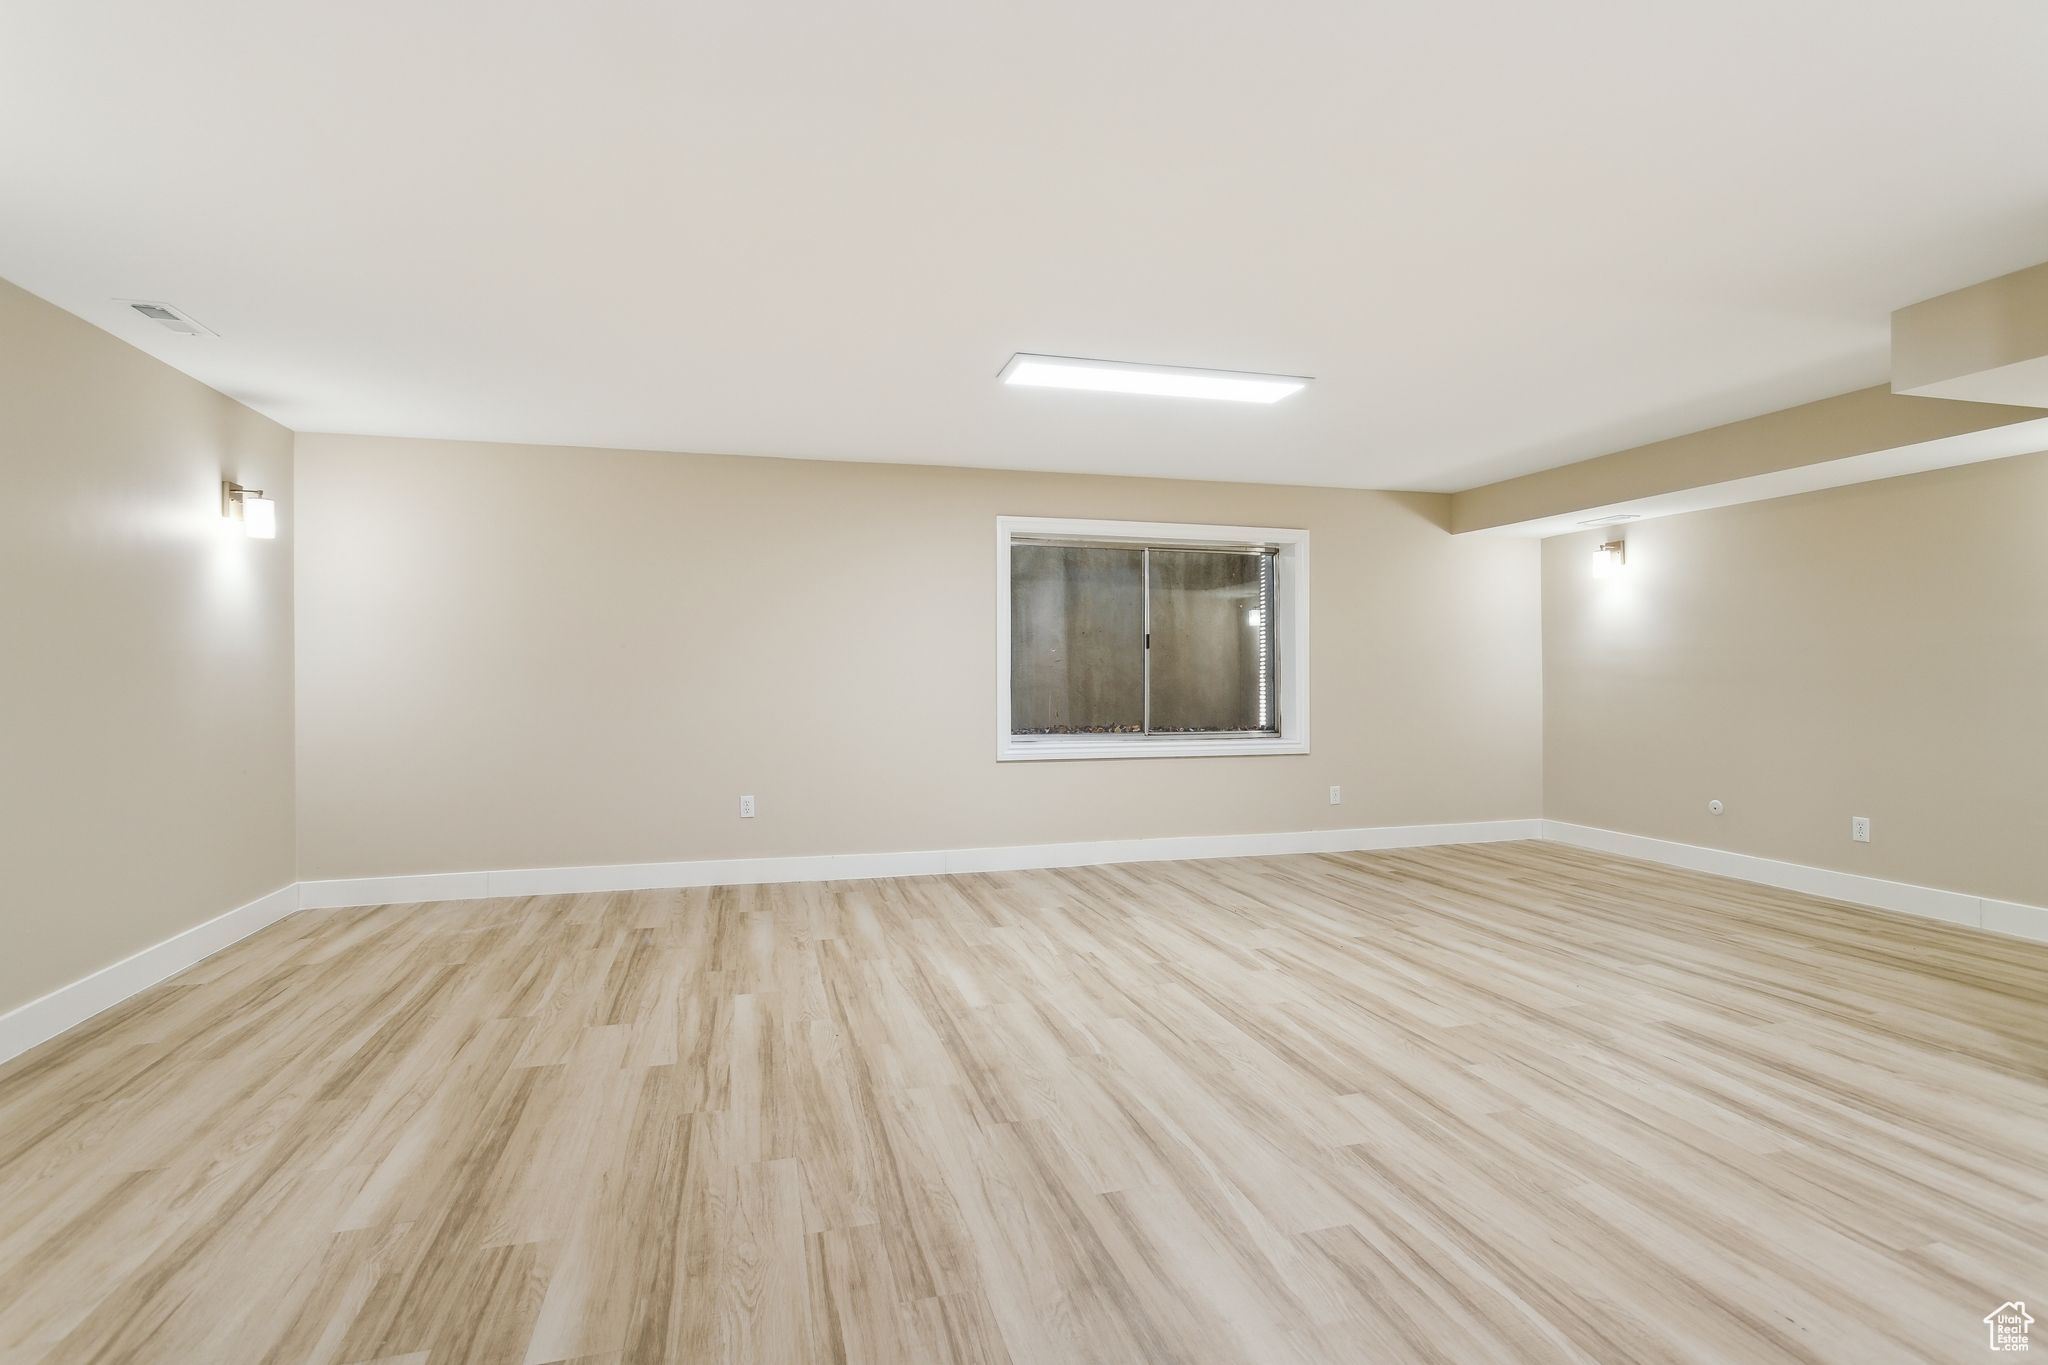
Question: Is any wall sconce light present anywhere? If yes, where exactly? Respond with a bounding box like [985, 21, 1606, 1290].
[1592, 539, 1626, 576]
[222, 481, 277, 539]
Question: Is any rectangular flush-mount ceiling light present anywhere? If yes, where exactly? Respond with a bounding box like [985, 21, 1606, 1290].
[998, 353, 1310, 404]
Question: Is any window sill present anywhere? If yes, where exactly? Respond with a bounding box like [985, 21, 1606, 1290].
[997, 735, 1309, 762]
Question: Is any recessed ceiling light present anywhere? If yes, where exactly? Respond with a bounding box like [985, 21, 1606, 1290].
[998, 353, 1309, 404]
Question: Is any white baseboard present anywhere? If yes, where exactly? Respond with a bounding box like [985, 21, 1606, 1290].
[0, 883, 299, 1065]
[14, 818, 2041, 1069]
[298, 869, 492, 908]
[1542, 821, 2048, 943]
[298, 819, 1545, 909]
[1981, 897, 2048, 943]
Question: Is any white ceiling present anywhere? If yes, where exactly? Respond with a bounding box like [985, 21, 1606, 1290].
[4, 0, 2046, 491]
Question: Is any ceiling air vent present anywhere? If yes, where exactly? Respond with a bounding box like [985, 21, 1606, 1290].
[1577, 513, 1641, 527]
[120, 300, 215, 337]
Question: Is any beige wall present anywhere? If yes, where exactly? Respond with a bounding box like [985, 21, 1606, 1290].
[295, 435, 1543, 878]
[1543, 449, 2048, 907]
[1, 279, 295, 1015]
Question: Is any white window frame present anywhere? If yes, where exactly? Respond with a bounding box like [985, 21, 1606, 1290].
[995, 516, 1310, 761]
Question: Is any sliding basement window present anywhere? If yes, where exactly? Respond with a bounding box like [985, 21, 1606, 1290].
[996, 517, 1309, 760]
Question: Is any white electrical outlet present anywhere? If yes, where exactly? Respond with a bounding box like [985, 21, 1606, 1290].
[1851, 815, 1870, 843]
[740, 795, 756, 818]
[1329, 785, 1343, 806]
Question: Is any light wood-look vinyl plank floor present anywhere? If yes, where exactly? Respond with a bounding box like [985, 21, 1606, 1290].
[1, 840, 2045, 1362]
